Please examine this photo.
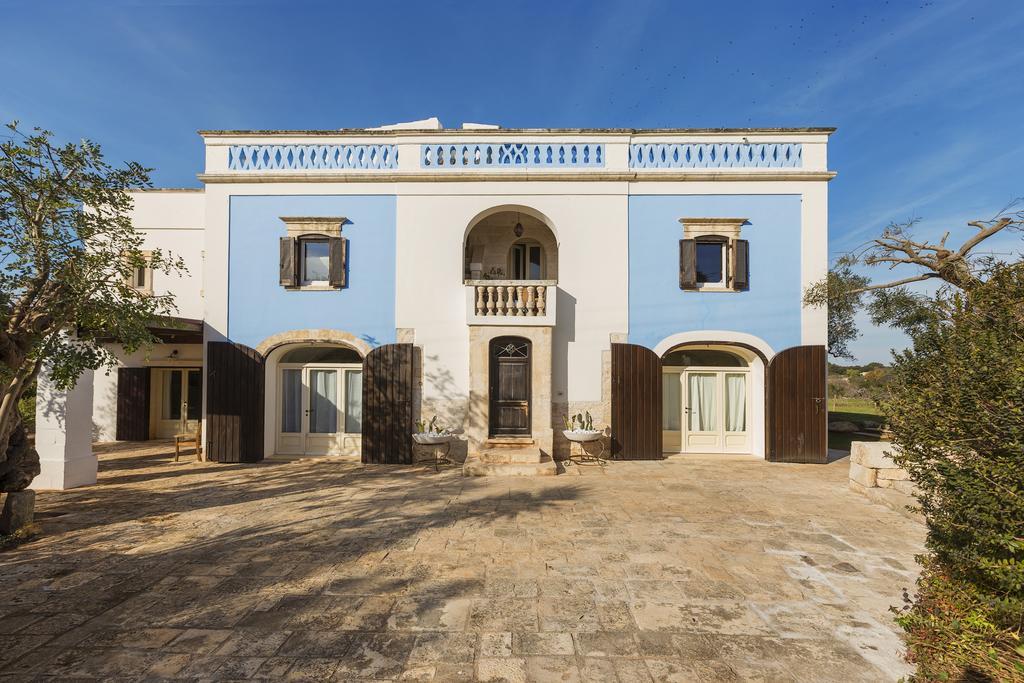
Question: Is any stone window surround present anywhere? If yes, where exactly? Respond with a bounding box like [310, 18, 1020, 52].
[128, 250, 154, 296]
[279, 216, 346, 291]
[679, 217, 747, 292]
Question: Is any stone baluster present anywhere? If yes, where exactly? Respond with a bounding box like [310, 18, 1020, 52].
[486, 286, 496, 316]
[495, 286, 506, 316]
[507, 286, 517, 316]
[476, 286, 486, 316]
[525, 286, 536, 316]
[516, 286, 526, 316]
[536, 285, 546, 316]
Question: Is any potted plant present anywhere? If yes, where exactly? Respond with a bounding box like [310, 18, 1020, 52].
[562, 411, 603, 443]
[412, 415, 454, 445]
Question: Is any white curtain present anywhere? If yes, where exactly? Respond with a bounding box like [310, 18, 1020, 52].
[281, 369, 302, 432]
[309, 369, 338, 434]
[726, 373, 746, 432]
[345, 370, 363, 434]
[688, 373, 716, 432]
[662, 373, 681, 431]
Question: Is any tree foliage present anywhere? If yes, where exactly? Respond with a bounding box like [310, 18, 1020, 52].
[885, 263, 1024, 681]
[0, 123, 184, 490]
[804, 206, 1022, 358]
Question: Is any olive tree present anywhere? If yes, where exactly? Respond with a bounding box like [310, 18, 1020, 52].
[804, 203, 1022, 358]
[0, 123, 184, 491]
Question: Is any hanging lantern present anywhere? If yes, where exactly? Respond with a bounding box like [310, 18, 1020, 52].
[513, 212, 524, 238]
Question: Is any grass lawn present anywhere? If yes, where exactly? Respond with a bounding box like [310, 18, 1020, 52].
[828, 398, 884, 452]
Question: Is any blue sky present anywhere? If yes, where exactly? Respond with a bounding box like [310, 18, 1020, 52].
[3, 0, 1021, 362]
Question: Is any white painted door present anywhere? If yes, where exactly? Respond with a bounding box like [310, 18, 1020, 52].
[683, 370, 750, 453]
[277, 365, 362, 455]
[152, 368, 202, 438]
[663, 370, 750, 454]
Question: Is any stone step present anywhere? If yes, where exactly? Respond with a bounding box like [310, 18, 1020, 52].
[462, 455, 557, 477]
[485, 437, 536, 449]
[478, 449, 543, 464]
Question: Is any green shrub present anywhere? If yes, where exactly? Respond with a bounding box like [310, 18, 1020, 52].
[17, 381, 35, 434]
[884, 264, 1024, 681]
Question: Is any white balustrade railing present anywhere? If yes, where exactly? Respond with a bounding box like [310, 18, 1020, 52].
[465, 280, 556, 325]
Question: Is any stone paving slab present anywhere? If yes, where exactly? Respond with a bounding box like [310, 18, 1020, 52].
[0, 442, 925, 681]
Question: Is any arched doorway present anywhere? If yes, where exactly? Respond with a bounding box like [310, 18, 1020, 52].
[662, 346, 753, 454]
[274, 344, 363, 455]
[489, 336, 532, 437]
[464, 210, 558, 282]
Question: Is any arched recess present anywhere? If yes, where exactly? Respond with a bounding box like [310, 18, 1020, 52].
[463, 205, 560, 281]
[257, 330, 372, 457]
[655, 333, 772, 459]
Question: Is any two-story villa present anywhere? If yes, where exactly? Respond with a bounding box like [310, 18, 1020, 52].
[32, 119, 833, 488]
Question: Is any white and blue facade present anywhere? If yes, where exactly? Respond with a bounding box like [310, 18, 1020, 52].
[33, 122, 833, 488]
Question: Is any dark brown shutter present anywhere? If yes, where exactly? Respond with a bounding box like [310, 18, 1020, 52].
[679, 239, 697, 289]
[279, 237, 297, 287]
[733, 239, 749, 290]
[361, 343, 414, 464]
[767, 345, 827, 463]
[115, 367, 150, 441]
[328, 236, 346, 288]
[205, 341, 265, 463]
[610, 343, 663, 460]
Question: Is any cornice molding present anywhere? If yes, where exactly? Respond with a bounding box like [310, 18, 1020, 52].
[197, 170, 837, 184]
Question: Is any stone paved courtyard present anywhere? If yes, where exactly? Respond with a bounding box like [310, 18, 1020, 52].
[0, 443, 924, 681]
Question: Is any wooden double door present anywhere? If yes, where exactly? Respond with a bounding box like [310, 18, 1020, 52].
[489, 336, 531, 436]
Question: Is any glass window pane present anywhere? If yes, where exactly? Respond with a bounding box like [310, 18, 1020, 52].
[162, 371, 181, 420]
[345, 370, 363, 433]
[186, 370, 202, 420]
[662, 349, 747, 367]
[303, 241, 330, 282]
[662, 372, 681, 431]
[510, 244, 524, 279]
[528, 246, 542, 279]
[726, 373, 747, 432]
[688, 373, 717, 432]
[309, 369, 338, 433]
[696, 242, 723, 284]
[281, 369, 302, 433]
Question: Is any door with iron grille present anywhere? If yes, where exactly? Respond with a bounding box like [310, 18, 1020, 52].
[489, 337, 531, 436]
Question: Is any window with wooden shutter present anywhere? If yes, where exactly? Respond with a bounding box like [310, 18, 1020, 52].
[278, 216, 347, 290]
[328, 236, 346, 288]
[280, 237, 297, 286]
[679, 239, 697, 289]
[733, 239, 749, 290]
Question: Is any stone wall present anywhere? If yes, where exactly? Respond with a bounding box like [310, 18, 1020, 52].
[849, 441, 921, 521]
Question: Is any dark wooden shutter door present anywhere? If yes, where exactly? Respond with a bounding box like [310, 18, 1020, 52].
[116, 367, 150, 441]
[328, 236, 346, 288]
[611, 343, 663, 459]
[280, 237, 297, 286]
[206, 341, 265, 463]
[679, 239, 697, 289]
[361, 343, 414, 464]
[767, 345, 827, 463]
[733, 239, 749, 290]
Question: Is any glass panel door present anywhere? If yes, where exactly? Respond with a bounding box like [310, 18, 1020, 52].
[308, 369, 339, 434]
[687, 373, 717, 432]
[344, 369, 362, 434]
[281, 369, 302, 433]
[725, 373, 747, 432]
[662, 371, 682, 453]
[184, 370, 202, 426]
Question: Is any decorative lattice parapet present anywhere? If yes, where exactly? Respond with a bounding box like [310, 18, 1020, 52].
[421, 143, 604, 168]
[227, 144, 398, 171]
[629, 143, 802, 169]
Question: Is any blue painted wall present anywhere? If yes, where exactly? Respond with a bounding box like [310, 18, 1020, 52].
[228, 195, 396, 349]
[628, 195, 803, 353]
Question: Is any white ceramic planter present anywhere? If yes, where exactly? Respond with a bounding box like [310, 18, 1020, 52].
[412, 433, 453, 445]
[563, 430, 603, 443]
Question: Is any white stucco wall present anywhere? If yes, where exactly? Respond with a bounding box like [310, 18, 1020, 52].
[128, 189, 206, 321]
[395, 188, 630, 416]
